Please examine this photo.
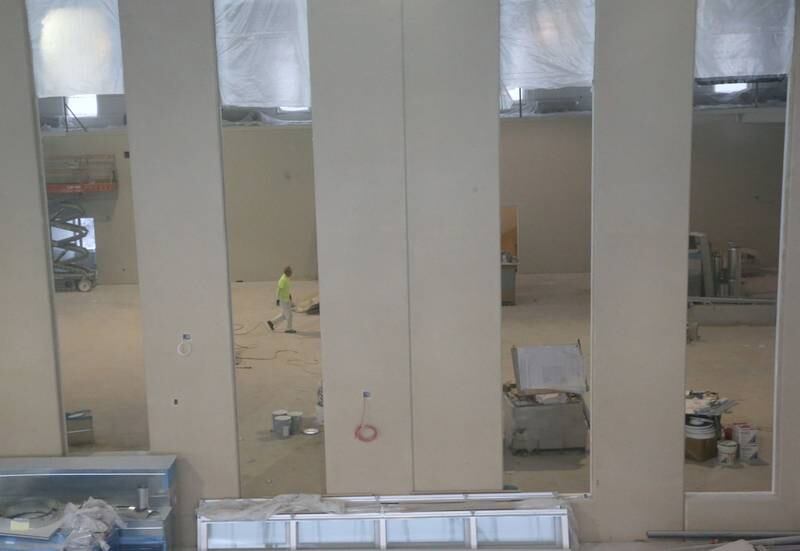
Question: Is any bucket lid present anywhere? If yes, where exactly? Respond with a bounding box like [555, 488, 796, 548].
[274, 415, 291, 421]
[272, 409, 288, 416]
[718, 440, 738, 449]
[289, 411, 303, 417]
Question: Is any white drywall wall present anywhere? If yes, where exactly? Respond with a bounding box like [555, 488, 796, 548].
[0, 0, 64, 457]
[40, 115, 785, 282]
[500, 117, 592, 273]
[404, 0, 503, 491]
[222, 126, 317, 281]
[309, 0, 414, 493]
[691, 116, 786, 268]
[581, 0, 695, 539]
[41, 131, 138, 285]
[119, 0, 239, 546]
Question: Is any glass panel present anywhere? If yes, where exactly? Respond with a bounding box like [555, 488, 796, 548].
[386, 517, 466, 548]
[207, 521, 288, 549]
[476, 515, 561, 548]
[296, 519, 375, 549]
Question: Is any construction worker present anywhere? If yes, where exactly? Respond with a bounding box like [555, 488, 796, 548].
[268, 266, 296, 333]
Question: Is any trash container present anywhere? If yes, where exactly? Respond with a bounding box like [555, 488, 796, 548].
[501, 262, 518, 305]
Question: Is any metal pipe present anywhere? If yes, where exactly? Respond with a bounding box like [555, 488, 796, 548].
[663, 535, 800, 551]
[648, 530, 800, 540]
[727, 242, 742, 297]
[688, 296, 776, 305]
[136, 486, 149, 512]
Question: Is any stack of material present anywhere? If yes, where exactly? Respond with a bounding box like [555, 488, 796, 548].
[503, 342, 589, 453]
[684, 390, 739, 463]
[686, 390, 737, 417]
[295, 295, 320, 315]
[733, 423, 760, 463]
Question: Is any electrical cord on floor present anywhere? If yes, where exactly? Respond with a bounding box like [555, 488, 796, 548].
[354, 394, 378, 443]
[232, 321, 321, 376]
[237, 349, 299, 362]
[233, 321, 271, 335]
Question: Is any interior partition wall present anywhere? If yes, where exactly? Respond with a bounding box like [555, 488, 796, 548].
[309, 0, 502, 494]
[572, 0, 696, 540]
[0, 0, 64, 457]
[118, 0, 240, 546]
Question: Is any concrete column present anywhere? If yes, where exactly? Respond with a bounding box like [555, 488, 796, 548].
[587, 0, 695, 538]
[0, 0, 64, 457]
[309, 0, 414, 493]
[118, 1, 239, 545]
[404, 0, 502, 491]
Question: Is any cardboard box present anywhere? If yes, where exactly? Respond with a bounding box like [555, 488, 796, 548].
[733, 423, 758, 447]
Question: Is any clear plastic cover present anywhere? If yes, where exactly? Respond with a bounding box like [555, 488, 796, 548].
[61, 498, 125, 551]
[25, 0, 124, 98]
[197, 495, 345, 521]
[500, 0, 595, 96]
[695, 0, 795, 79]
[24, 0, 795, 108]
[214, 0, 310, 109]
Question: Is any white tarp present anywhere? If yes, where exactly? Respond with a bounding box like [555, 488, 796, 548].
[500, 0, 595, 93]
[25, 0, 124, 98]
[511, 343, 587, 394]
[24, 0, 796, 106]
[696, 0, 795, 80]
[214, 0, 310, 108]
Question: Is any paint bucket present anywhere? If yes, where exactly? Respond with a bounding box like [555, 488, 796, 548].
[685, 418, 715, 439]
[289, 411, 303, 435]
[273, 415, 291, 439]
[717, 440, 738, 466]
[733, 423, 758, 447]
[740, 444, 759, 462]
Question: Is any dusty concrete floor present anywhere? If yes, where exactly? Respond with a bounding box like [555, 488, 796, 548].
[55, 284, 149, 451]
[55, 274, 774, 495]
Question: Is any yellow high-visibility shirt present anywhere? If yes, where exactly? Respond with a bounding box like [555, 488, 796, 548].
[277, 274, 291, 302]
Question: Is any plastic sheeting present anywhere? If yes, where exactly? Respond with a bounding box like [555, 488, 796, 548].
[511, 343, 588, 394]
[61, 498, 124, 551]
[197, 495, 345, 521]
[215, 0, 310, 109]
[23, 0, 796, 107]
[25, 0, 124, 98]
[500, 0, 595, 95]
[695, 0, 795, 80]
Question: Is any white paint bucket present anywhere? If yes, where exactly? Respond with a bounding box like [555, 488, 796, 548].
[717, 440, 738, 466]
[740, 444, 759, 462]
[685, 418, 715, 439]
[289, 411, 303, 435]
[273, 415, 292, 439]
